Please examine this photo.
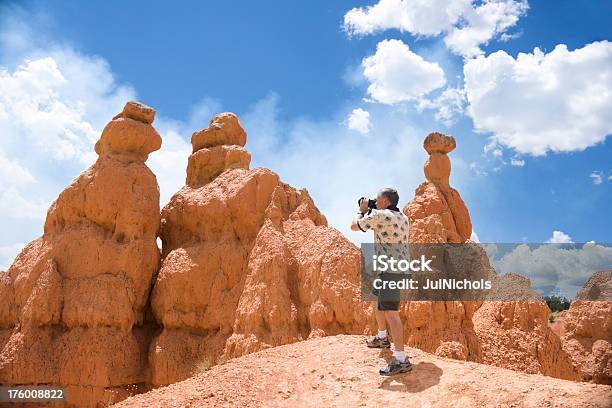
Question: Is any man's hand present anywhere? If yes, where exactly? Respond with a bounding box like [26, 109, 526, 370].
[359, 198, 369, 214]
[352, 198, 369, 232]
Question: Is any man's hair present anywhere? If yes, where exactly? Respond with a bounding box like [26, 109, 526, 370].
[379, 188, 399, 206]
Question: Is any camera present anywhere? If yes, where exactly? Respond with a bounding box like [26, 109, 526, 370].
[358, 197, 377, 209]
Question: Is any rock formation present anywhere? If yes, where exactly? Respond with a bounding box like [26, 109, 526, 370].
[401, 132, 578, 380]
[404, 132, 471, 243]
[561, 270, 611, 384]
[1, 110, 604, 407]
[148, 112, 369, 385]
[0, 101, 162, 407]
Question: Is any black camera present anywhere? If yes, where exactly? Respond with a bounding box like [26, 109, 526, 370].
[358, 197, 377, 209]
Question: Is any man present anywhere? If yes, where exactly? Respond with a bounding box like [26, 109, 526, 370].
[351, 187, 412, 375]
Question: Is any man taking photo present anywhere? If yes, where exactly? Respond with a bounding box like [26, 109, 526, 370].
[350, 188, 412, 375]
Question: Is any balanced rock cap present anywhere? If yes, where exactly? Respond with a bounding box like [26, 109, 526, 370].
[113, 101, 156, 124]
[96, 101, 162, 160]
[191, 112, 247, 152]
[424, 132, 456, 154]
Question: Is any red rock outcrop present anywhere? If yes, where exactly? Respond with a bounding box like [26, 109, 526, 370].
[401, 132, 578, 381]
[561, 270, 612, 384]
[148, 113, 369, 385]
[404, 132, 471, 244]
[0, 101, 162, 407]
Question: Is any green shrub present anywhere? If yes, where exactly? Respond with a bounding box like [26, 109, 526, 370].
[542, 295, 570, 312]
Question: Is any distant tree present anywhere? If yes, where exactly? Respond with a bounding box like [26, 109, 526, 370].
[543, 295, 571, 312]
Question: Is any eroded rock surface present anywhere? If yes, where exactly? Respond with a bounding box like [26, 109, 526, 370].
[561, 270, 612, 384]
[404, 132, 471, 243]
[0, 101, 162, 407]
[149, 113, 369, 385]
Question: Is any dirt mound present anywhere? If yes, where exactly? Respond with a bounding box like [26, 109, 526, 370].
[114, 335, 612, 408]
[148, 113, 370, 386]
[561, 271, 612, 384]
[0, 101, 162, 407]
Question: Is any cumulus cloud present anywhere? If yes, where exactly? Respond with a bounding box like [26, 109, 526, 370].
[589, 171, 604, 185]
[346, 108, 372, 134]
[0, 51, 135, 246]
[464, 41, 612, 156]
[546, 230, 573, 244]
[444, 0, 528, 57]
[362, 39, 446, 104]
[344, 0, 528, 57]
[0, 16, 194, 272]
[416, 86, 466, 126]
[492, 242, 612, 298]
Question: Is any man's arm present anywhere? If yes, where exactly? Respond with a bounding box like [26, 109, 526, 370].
[351, 211, 365, 231]
[351, 199, 373, 232]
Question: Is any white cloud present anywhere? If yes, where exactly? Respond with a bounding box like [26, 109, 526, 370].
[464, 41, 612, 156]
[470, 230, 480, 243]
[510, 158, 524, 166]
[546, 230, 573, 244]
[0, 149, 36, 184]
[344, 0, 467, 37]
[0, 187, 48, 220]
[416, 86, 466, 126]
[362, 39, 446, 104]
[444, 0, 528, 57]
[589, 171, 604, 185]
[499, 31, 522, 42]
[0, 57, 100, 162]
[469, 161, 488, 176]
[0, 242, 25, 271]
[344, 0, 528, 57]
[493, 242, 612, 298]
[0, 54, 134, 233]
[346, 108, 372, 134]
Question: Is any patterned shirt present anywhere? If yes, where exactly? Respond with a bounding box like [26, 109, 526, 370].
[358, 208, 410, 266]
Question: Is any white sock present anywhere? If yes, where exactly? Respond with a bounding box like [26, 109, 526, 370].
[394, 351, 406, 362]
[376, 330, 387, 339]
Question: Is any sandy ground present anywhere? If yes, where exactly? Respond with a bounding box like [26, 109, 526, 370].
[114, 335, 611, 408]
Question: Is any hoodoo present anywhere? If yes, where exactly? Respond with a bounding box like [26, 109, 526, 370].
[0, 101, 163, 407]
[400, 132, 577, 380]
[148, 112, 369, 385]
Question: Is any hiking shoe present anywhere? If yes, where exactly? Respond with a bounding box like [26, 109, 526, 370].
[379, 358, 413, 376]
[366, 336, 391, 348]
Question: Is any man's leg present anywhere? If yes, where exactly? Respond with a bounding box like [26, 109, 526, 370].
[366, 306, 391, 348]
[375, 308, 387, 334]
[385, 311, 404, 355]
[379, 309, 412, 375]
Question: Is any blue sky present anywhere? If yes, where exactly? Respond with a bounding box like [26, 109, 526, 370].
[0, 0, 611, 270]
